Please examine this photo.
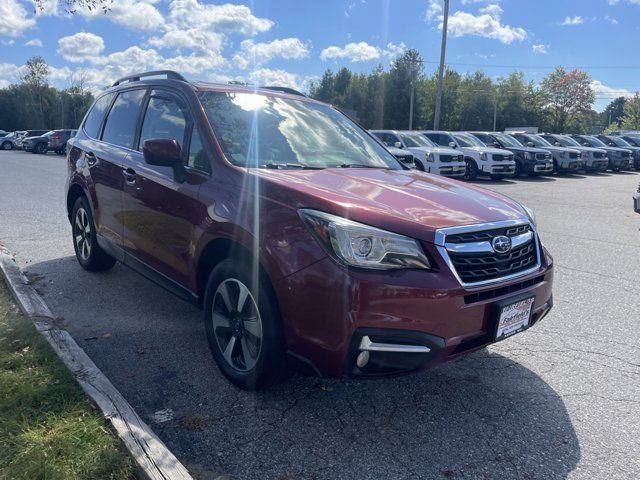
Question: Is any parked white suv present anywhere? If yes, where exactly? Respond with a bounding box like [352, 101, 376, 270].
[370, 130, 466, 177]
[420, 130, 516, 180]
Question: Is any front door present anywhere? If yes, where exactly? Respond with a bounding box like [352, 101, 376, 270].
[121, 88, 209, 290]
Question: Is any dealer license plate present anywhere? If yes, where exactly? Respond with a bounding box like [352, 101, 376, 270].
[495, 296, 534, 341]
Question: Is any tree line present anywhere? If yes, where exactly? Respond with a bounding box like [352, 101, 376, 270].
[2, 53, 640, 134]
[308, 49, 640, 134]
[0, 57, 94, 132]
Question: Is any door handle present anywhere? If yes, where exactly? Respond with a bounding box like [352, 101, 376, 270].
[123, 167, 137, 184]
[85, 151, 97, 166]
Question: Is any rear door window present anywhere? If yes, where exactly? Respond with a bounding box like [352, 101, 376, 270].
[102, 89, 146, 149]
[83, 93, 115, 139]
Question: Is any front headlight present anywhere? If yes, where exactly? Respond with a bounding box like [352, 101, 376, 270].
[521, 204, 537, 228]
[299, 209, 432, 270]
[559, 151, 567, 159]
[524, 152, 533, 160]
[480, 152, 487, 161]
[427, 153, 434, 162]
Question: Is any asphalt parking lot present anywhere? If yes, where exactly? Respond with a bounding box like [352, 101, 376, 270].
[1, 150, 639, 480]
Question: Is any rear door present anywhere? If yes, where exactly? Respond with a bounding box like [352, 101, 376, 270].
[121, 88, 209, 291]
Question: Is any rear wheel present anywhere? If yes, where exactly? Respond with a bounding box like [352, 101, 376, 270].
[204, 258, 287, 390]
[71, 197, 116, 272]
[35, 142, 47, 154]
[1, 141, 12, 150]
[463, 159, 478, 180]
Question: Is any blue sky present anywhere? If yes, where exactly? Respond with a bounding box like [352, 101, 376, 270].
[1, 0, 639, 110]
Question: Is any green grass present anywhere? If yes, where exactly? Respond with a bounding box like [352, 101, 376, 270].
[0, 278, 136, 480]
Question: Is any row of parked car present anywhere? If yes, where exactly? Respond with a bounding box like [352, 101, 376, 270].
[370, 129, 640, 180]
[0, 129, 77, 154]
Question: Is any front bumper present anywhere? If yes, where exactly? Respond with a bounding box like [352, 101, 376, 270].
[276, 245, 554, 377]
[610, 157, 630, 169]
[526, 161, 554, 173]
[484, 162, 516, 175]
[583, 158, 608, 170]
[557, 160, 581, 171]
[436, 164, 466, 177]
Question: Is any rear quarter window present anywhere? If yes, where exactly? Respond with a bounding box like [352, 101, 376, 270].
[83, 93, 115, 139]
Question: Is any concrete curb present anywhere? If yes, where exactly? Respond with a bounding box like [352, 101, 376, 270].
[0, 244, 193, 480]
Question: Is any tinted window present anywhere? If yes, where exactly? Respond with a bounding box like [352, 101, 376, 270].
[200, 92, 398, 169]
[102, 89, 146, 149]
[188, 125, 210, 173]
[83, 93, 115, 139]
[139, 90, 188, 152]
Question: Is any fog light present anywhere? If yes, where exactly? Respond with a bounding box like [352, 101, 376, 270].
[356, 350, 370, 368]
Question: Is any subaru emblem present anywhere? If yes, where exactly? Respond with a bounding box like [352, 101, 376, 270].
[492, 235, 512, 254]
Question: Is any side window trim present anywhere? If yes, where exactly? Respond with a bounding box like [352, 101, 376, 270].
[81, 92, 116, 140]
[99, 87, 147, 150]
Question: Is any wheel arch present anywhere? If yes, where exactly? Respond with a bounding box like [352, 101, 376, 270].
[66, 182, 88, 222]
[195, 237, 277, 308]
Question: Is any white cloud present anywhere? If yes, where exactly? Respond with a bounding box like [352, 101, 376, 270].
[447, 10, 527, 43]
[78, 0, 164, 31]
[168, 0, 273, 35]
[479, 3, 503, 17]
[24, 38, 43, 47]
[248, 68, 301, 89]
[148, 28, 224, 57]
[604, 15, 619, 24]
[0, 0, 36, 37]
[532, 44, 548, 54]
[58, 32, 105, 63]
[321, 42, 381, 62]
[383, 42, 406, 59]
[425, 0, 442, 20]
[33, 0, 59, 16]
[561, 16, 584, 26]
[233, 38, 310, 70]
[591, 80, 634, 99]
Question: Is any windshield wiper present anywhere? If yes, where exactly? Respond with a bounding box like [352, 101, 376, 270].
[259, 163, 324, 170]
[336, 163, 390, 169]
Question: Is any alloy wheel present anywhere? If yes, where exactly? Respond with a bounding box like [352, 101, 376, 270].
[211, 278, 263, 372]
[74, 207, 92, 261]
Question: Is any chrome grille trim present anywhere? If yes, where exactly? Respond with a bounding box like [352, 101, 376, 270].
[435, 219, 542, 288]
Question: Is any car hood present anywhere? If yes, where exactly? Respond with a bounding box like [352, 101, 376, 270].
[503, 146, 550, 154]
[254, 168, 527, 243]
[601, 146, 632, 154]
[571, 146, 607, 154]
[386, 146, 412, 156]
[464, 146, 513, 156]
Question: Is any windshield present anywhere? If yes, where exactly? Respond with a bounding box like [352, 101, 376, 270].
[400, 133, 432, 148]
[553, 135, 580, 147]
[199, 91, 400, 169]
[624, 136, 640, 146]
[494, 133, 523, 148]
[584, 136, 607, 148]
[606, 136, 630, 147]
[521, 134, 552, 148]
[454, 133, 485, 148]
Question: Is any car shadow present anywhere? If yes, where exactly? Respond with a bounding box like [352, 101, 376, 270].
[26, 256, 581, 480]
[513, 175, 556, 183]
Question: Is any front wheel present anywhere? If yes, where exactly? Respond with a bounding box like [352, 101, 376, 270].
[35, 143, 47, 154]
[464, 159, 478, 180]
[1, 141, 12, 150]
[204, 258, 287, 390]
[513, 161, 522, 178]
[71, 197, 116, 272]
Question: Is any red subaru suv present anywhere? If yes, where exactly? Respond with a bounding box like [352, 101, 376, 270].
[65, 71, 554, 390]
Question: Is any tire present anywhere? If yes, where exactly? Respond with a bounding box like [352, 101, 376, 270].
[35, 142, 47, 154]
[71, 197, 116, 272]
[1, 141, 12, 150]
[513, 161, 522, 178]
[413, 159, 426, 171]
[55, 150, 64, 155]
[463, 159, 478, 180]
[204, 258, 287, 390]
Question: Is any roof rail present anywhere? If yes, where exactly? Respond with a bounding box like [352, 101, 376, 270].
[112, 70, 187, 87]
[261, 86, 307, 97]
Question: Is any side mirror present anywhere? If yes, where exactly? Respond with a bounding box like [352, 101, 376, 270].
[493, 142, 500, 148]
[448, 141, 456, 148]
[394, 141, 402, 149]
[554, 142, 561, 146]
[526, 142, 535, 147]
[143, 138, 186, 183]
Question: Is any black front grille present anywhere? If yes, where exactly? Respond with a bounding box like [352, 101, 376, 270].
[444, 224, 538, 284]
[593, 152, 604, 158]
[536, 153, 551, 160]
[445, 224, 530, 244]
[464, 275, 545, 304]
[569, 151, 580, 159]
[440, 154, 462, 162]
[449, 242, 538, 283]
[492, 154, 511, 161]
